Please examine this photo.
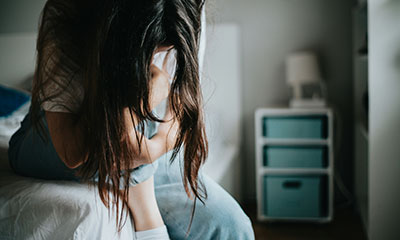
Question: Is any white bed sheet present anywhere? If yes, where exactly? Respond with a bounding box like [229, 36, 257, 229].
[0, 169, 135, 240]
[0, 168, 135, 240]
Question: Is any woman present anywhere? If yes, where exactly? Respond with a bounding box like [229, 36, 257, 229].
[8, 0, 254, 239]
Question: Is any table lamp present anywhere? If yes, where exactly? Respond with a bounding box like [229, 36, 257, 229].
[286, 52, 326, 108]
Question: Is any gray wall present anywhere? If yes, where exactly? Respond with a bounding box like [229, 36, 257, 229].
[208, 0, 354, 201]
[0, 0, 47, 88]
[369, 0, 400, 239]
[0, 0, 46, 33]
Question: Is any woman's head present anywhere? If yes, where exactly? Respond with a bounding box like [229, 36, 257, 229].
[31, 0, 207, 232]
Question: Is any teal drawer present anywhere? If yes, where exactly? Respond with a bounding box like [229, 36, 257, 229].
[263, 175, 323, 218]
[263, 146, 327, 168]
[262, 116, 327, 139]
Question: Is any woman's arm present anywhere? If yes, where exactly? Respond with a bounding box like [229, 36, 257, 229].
[45, 109, 171, 169]
[45, 111, 87, 169]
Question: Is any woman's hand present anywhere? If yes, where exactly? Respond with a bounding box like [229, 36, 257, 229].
[124, 102, 179, 168]
[149, 50, 173, 110]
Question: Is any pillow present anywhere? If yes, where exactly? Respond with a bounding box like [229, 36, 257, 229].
[0, 84, 30, 117]
[0, 84, 31, 171]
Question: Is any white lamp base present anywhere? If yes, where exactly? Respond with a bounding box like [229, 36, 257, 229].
[290, 98, 326, 108]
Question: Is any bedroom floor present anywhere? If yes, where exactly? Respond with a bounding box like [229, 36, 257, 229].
[243, 203, 368, 240]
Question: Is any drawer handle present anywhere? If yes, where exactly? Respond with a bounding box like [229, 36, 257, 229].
[283, 180, 302, 189]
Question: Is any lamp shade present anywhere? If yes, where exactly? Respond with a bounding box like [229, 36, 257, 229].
[286, 52, 321, 85]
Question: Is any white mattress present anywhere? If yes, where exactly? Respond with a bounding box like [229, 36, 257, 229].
[0, 170, 134, 240]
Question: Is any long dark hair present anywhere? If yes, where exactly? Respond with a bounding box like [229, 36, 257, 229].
[31, 0, 208, 232]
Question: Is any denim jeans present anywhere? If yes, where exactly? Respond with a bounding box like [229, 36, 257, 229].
[8, 111, 255, 240]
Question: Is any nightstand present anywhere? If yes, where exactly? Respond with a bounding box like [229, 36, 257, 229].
[255, 108, 333, 222]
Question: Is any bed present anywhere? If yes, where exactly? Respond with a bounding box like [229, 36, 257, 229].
[0, 167, 135, 239]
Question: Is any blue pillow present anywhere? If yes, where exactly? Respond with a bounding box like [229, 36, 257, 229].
[0, 85, 30, 117]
